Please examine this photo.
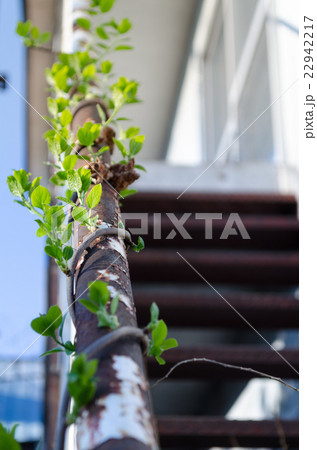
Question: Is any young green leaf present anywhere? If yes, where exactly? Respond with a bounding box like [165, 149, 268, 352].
[7, 176, 23, 198]
[63, 246, 73, 261]
[76, 18, 91, 30]
[45, 245, 63, 261]
[83, 64, 96, 79]
[41, 347, 64, 357]
[113, 138, 127, 158]
[31, 186, 51, 209]
[78, 167, 92, 193]
[79, 299, 99, 314]
[0, 422, 21, 450]
[129, 135, 145, 156]
[110, 294, 119, 315]
[99, 0, 116, 13]
[67, 169, 82, 192]
[161, 338, 178, 351]
[134, 164, 146, 172]
[88, 281, 110, 305]
[120, 188, 137, 199]
[60, 109, 73, 127]
[86, 183, 102, 209]
[118, 18, 132, 34]
[13, 169, 31, 191]
[63, 154, 78, 171]
[132, 236, 145, 252]
[31, 305, 63, 337]
[72, 206, 89, 224]
[101, 60, 112, 74]
[125, 126, 140, 138]
[150, 302, 159, 324]
[50, 171, 67, 186]
[61, 223, 73, 244]
[96, 26, 109, 40]
[152, 319, 168, 346]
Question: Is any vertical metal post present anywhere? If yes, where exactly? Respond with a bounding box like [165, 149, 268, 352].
[69, 100, 158, 450]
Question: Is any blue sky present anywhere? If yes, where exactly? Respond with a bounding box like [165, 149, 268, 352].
[0, 0, 46, 360]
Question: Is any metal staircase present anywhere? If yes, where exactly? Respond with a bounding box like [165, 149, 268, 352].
[124, 192, 299, 449]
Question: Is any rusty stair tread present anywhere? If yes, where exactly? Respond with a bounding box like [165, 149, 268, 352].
[128, 249, 299, 285]
[157, 416, 299, 448]
[124, 215, 298, 250]
[122, 192, 297, 215]
[147, 345, 299, 380]
[134, 287, 299, 328]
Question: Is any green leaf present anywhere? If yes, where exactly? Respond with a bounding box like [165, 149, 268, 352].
[64, 341, 76, 355]
[16, 20, 31, 37]
[63, 246, 73, 261]
[88, 281, 110, 305]
[13, 169, 30, 191]
[101, 60, 112, 74]
[110, 294, 119, 315]
[78, 167, 91, 193]
[113, 138, 127, 157]
[50, 171, 67, 186]
[7, 176, 23, 198]
[120, 188, 137, 199]
[125, 126, 140, 138]
[150, 302, 159, 323]
[100, 0, 116, 12]
[95, 146, 109, 156]
[129, 135, 145, 156]
[131, 236, 145, 253]
[67, 169, 82, 192]
[115, 45, 133, 51]
[56, 97, 69, 112]
[155, 356, 166, 365]
[161, 338, 178, 351]
[134, 164, 146, 172]
[90, 123, 101, 141]
[47, 97, 58, 116]
[72, 206, 89, 224]
[58, 313, 67, 339]
[77, 122, 95, 147]
[83, 64, 96, 79]
[45, 205, 65, 230]
[61, 223, 73, 244]
[79, 299, 99, 314]
[96, 26, 109, 40]
[39, 31, 51, 44]
[152, 320, 167, 346]
[30, 176, 42, 195]
[47, 138, 62, 156]
[96, 104, 106, 122]
[77, 18, 91, 30]
[63, 154, 78, 171]
[86, 184, 102, 209]
[31, 26, 39, 39]
[118, 18, 132, 34]
[36, 227, 47, 238]
[0, 422, 21, 449]
[41, 347, 64, 357]
[31, 186, 51, 209]
[31, 305, 62, 337]
[60, 109, 73, 127]
[45, 245, 63, 260]
[47, 305, 63, 328]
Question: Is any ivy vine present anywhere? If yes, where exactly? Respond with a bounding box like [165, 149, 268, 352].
[6, 0, 178, 434]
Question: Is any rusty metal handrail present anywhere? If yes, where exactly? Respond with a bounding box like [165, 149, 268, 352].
[66, 226, 132, 324]
[54, 326, 148, 450]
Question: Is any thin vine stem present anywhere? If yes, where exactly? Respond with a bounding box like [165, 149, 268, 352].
[151, 357, 299, 392]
